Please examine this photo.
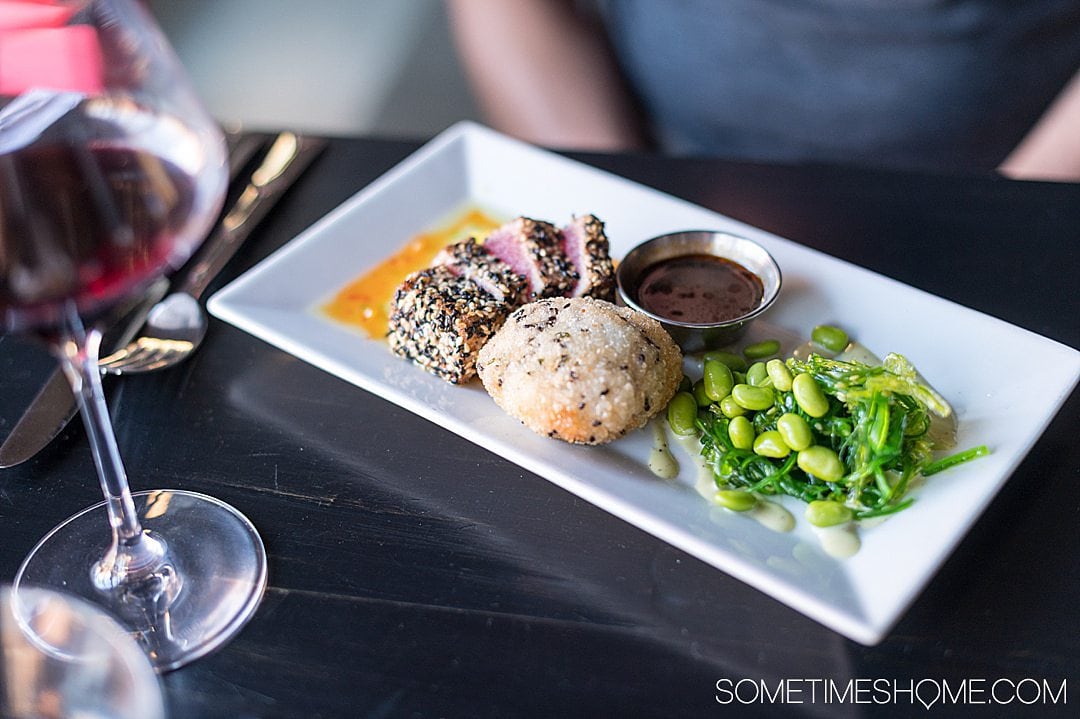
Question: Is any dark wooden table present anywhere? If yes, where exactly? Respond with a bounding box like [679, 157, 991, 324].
[1, 136, 1077, 718]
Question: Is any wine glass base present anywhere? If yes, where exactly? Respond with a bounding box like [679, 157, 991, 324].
[14, 490, 267, 673]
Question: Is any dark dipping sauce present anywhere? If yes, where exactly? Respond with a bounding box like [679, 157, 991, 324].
[637, 253, 763, 324]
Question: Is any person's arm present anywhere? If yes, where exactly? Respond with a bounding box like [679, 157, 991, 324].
[999, 69, 1080, 182]
[446, 0, 647, 151]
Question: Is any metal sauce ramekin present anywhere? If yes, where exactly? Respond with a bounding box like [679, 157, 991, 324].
[616, 230, 781, 352]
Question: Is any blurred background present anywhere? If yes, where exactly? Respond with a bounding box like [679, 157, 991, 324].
[147, 0, 481, 139]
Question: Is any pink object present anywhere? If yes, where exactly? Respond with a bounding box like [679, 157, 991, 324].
[0, 1, 75, 31]
[0, 25, 105, 95]
[481, 221, 539, 293]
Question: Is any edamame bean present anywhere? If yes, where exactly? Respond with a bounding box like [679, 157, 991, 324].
[728, 415, 755, 449]
[715, 489, 757, 512]
[743, 338, 781, 360]
[792, 373, 830, 417]
[731, 383, 774, 411]
[753, 430, 791, 458]
[719, 395, 747, 418]
[703, 350, 747, 372]
[692, 379, 711, 408]
[811, 324, 849, 354]
[765, 358, 793, 391]
[797, 445, 845, 482]
[703, 359, 734, 401]
[678, 375, 692, 393]
[745, 361, 771, 387]
[805, 500, 853, 527]
[776, 413, 813, 451]
[667, 391, 699, 436]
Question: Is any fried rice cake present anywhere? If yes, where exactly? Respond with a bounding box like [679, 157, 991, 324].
[476, 297, 683, 445]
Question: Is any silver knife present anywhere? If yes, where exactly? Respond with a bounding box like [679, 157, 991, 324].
[0, 278, 169, 469]
[0, 132, 326, 468]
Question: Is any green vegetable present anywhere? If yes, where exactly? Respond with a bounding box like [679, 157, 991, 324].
[719, 395, 746, 418]
[703, 350, 747, 372]
[715, 490, 758, 512]
[811, 324, 850, 353]
[805, 500, 854, 527]
[692, 379, 711, 408]
[753, 430, 791, 458]
[745, 361, 771, 387]
[691, 350, 987, 522]
[766, 359, 794, 391]
[703, 359, 734, 401]
[667, 391, 699, 436]
[792, 372, 830, 417]
[776, 413, 813, 451]
[922, 445, 990, 476]
[728, 415, 756, 450]
[744, 339, 781, 360]
[797, 445, 845, 482]
[732, 384, 774, 411]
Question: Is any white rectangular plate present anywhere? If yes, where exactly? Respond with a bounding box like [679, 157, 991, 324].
[209, 122, 1080, 644]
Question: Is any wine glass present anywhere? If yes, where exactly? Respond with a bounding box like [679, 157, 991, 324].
[2, 584, 165, 718]
[0, 0, 267, 671]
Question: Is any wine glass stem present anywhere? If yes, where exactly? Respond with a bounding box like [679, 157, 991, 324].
[56, 306, 141, 541]
[54, 304, 168, 592]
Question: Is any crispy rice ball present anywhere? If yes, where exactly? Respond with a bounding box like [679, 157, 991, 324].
[476, 297, 683, 445]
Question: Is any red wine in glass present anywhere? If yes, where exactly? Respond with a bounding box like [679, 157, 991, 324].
[2, 0, 267, 674]
[1, 98, 207, 333]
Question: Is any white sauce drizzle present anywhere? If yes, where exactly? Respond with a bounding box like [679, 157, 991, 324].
[747, 500, 796, 533]
[658, 421, 798, 533]
[647, 420, 679, 479]
[668, 431, 713, 488]
[814, 523, 861, 558]
[649, 400, 874, 555]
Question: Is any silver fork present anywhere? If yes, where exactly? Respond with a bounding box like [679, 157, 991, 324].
[98, 132, 327, 375]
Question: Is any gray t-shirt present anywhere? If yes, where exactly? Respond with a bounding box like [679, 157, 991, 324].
[601, 0, 1080, 171]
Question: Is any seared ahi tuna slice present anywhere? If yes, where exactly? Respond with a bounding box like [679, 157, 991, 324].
[562, 214, 615, 301]
[387, 265, 515, 384]
[483, 217, 577, 299]
[433, 237, 530, 307]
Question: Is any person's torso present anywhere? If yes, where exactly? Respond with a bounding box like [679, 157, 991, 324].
[602, 0, 1080, 171]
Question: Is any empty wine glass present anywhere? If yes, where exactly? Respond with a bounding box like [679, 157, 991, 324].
[0, 0, 266, 670]
[1, 584, 165, 718]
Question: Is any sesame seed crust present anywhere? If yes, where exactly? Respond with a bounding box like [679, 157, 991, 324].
[434, 237, 530, 306]
[563, 214, 616, 302]
[385, 214, 621, 389]
[387, 266, 514, 384]
[484, 217, 578, 299]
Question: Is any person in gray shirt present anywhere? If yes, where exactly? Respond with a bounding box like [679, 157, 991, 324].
[448, 0, 1080, 181]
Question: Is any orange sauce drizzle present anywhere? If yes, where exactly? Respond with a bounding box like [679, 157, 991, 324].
[322, 206, 504, 338]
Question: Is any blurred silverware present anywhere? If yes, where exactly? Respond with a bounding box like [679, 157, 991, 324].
[98, 132, 327, 374]
[0, 278, 168, 469]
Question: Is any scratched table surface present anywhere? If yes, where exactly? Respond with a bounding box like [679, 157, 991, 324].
[1, 136, 1077, 719]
